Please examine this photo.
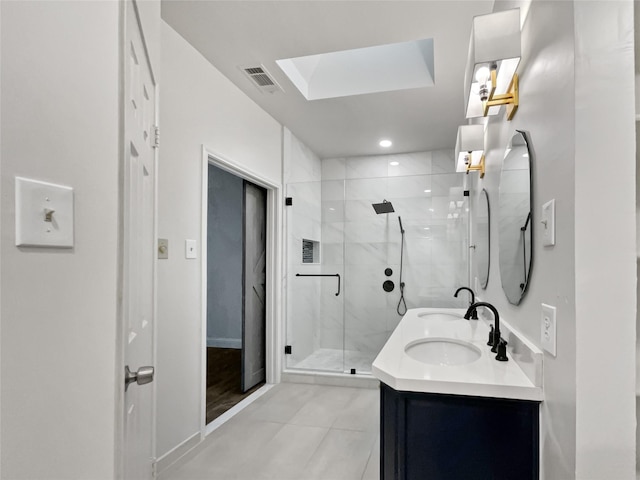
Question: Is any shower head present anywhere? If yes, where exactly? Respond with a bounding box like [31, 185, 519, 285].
[398, 216, 405, 234]
[372, 200, 395, 214]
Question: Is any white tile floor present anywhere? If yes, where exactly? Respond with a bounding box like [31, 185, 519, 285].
[161, 382, 380, 480]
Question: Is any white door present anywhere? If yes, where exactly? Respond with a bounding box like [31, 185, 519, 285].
[123, 1, 157, 478]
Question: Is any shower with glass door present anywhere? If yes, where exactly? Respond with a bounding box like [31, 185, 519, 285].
[284, 155, 470, 375]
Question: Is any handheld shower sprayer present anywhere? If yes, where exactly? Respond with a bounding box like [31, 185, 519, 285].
[397, 215, 407, 316]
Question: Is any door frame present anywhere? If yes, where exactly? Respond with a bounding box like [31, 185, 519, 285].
[199, 146, 282, 438]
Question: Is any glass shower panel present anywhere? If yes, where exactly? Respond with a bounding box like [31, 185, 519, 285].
[424, 172, 469, 307]
[342, 176, 393, 374]
[384, 174, 435, 332]
[341, 172, 469, 374]
[285, 180, 345, 373]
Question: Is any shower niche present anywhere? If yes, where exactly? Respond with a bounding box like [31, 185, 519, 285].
[302, 238, 320, 264]
[285, 152, 470, 375]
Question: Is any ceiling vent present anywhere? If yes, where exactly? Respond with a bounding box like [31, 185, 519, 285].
[241, 65, 283, 94]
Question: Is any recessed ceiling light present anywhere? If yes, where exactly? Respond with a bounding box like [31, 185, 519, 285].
[429, 208, 435, 212]
[379, 140, 393, 148]
[389, 161, 400, 166]
[424, 189, 431, 193]
[423, 227, 430, 230]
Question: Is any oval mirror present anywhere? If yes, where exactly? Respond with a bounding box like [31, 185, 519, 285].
[498, 131, 532, 305]
[476, 188, 490, 289]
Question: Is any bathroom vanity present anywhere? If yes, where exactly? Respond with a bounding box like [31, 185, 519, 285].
[372, 308, 543, 480]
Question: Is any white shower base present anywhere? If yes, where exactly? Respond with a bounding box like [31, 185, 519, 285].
[289, 348, 376, 374]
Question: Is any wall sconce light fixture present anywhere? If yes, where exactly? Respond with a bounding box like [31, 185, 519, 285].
[464, 8, 521, 120]
[455, 124, 485, 177]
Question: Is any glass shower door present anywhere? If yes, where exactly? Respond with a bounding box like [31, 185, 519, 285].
[284, 180, 345, 373]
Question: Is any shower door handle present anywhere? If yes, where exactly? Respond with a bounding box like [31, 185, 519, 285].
[125, 365, 154, 391]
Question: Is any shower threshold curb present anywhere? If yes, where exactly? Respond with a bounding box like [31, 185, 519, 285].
[281, 370, 380, 389]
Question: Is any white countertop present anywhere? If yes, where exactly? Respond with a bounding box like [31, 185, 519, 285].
[372, 308, 543, 401]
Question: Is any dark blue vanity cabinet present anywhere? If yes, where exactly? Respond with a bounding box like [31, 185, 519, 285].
[380, 382, 540, 480]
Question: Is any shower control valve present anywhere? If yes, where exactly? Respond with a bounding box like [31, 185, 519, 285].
[383, 280, 395, 292]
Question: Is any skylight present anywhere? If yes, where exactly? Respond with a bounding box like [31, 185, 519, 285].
[276, 38, 435, 100]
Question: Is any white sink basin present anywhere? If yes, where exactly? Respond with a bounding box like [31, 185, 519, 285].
[417, 312, 464, 321]
[405, 338, 481, 366]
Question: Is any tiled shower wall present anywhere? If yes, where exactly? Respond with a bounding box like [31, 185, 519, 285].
[319, 150, 470, 369]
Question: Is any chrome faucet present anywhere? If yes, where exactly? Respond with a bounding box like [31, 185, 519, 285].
[464, 301, 508, 362]
[454, 287, 477, 319]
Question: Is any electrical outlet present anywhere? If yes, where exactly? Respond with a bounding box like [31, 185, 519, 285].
[541, 303, 557, 356]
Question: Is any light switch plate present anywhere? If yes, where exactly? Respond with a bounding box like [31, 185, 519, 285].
[15, 177, 74, 248]
[541, 303, 557, 356]
[158, 238, 169, 259]
[541, 199, 555, 246]
[185, 239, 197, 259]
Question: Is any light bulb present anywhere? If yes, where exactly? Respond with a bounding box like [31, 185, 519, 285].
[475, 65, 491, 101]
[475, 66, 490, 84]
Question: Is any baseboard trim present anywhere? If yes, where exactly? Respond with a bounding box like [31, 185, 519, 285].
[205, 383, 274, 436]
[206, 337, 241, 349]
[154, 431, 201, 478]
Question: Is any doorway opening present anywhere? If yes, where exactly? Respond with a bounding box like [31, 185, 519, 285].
[205, 163, 267, 424]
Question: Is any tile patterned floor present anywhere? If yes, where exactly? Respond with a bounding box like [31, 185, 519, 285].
[161, 382, 380, 480]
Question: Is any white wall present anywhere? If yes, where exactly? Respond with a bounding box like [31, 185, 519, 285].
[157, 22, 282, 459]
[0, 1, 121, 477]
[573, 2, 635, 477]
[471, 1, 635, 477]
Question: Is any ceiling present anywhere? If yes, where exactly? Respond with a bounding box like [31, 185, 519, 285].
[161, 1, 495, 159]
